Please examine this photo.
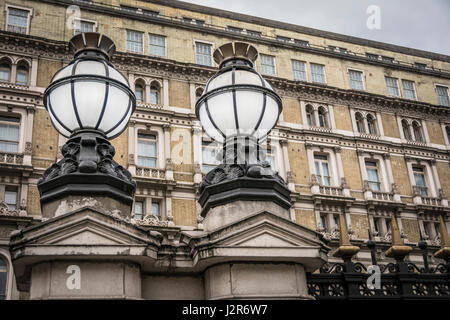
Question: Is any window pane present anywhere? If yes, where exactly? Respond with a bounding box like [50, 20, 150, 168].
[7, 8, 29, 34]
[260, 54, 275, 75]
[137, 136, 157, 168]
[152, 203, 160, 217]
[126, 30, 143, 53]
[0, 123, 19, 152]
[196, 42, 212, 66]
[135, 86, 143, 101]
[402, 80, 416, 100]
[311, 64, 325, 83]
[292, 60, 306, 81]
[16, 70, 27, 84]
[5, 190, 17, 210]
[349, 70, 364, 90]
[202, 141, 221, 173]
[149, 34, 166, 57]
[150, 88, 159, 104]
[436, 86, 450, 107]
[134, 201, 143, 220]
[0, 68, 10, 82]
[385, 77, 400, 96]
[74, 20, 94, 34]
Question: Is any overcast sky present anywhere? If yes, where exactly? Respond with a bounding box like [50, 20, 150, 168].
[181, 0, 450, 55]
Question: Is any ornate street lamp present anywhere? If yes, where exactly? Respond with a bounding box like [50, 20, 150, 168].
[38, 33, 136, 211]
[196, 42, 290, 216]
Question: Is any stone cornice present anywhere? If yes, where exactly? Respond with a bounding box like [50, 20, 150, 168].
[32, 0, 450, 66]
[1, 30, 448, 122]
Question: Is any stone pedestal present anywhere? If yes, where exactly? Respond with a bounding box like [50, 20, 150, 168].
[205, 263, 311, 300]
[30, 261, 141, 299]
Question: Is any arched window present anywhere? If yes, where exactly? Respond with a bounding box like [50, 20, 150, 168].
[0, 256, 7, 300]
[402, 120, 412, 140]
[0, 59, 12, 83]
[150, 81, 161, 104]
[305, 105, 314, 126]
[355, 112, 365, 133]
[16, 60, 29, 85]
[367, 114, 377, 135]
[318, 107, 328, 128]
[412, 121, 423, 142]
[195, 88, 203, 102]
[135, 80, 145, 102]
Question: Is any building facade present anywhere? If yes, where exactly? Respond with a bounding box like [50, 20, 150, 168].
[0, 0, 450, 299]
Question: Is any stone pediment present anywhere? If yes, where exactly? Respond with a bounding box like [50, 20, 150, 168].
[203, 210, 327, 249]
[183, 210, 330, 272]
[9, 206, 162, 257]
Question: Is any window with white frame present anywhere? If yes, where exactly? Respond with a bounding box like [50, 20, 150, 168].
[355, 112, 365, 133]
[310, 63, 325, 84]
[367, 114, 377, 135]
[5, 187, 18, 211]
[0, 256, 7, 300]
[402, 120, 412, 140]
[149, 34, 166, 57]
[0, 60, 12, 83]
[423, 221, 440, 240]
[16, 61, 29, 85]
[349, 70, 364, 90]
[137, 133, 157, 167]
[305, 104, 315, 126]
[0, 116, 20, 153]
[314, 154, 331, 186]
[6, 7, 30, 34]
[413, 166, 428, 197]
[260, 54, 276, 76]
[134, 200, 144, 220]
[402, 80, 416, 100]
[126, 30, 143, 53]
[74, 19, 95, 35]
[202, 140, 221, 174]
[152, 202, 160, 217]
[385, 76, 400, 97]
[436, 85, 450, 107]
[195, 42, 212, 66]
[266, 147, 276, 171]
[317, 107, 328, 128]
[150, 82, 161, 104]
[135, 80, 145, 102]
[412, 121, 424, 142]
[292, 60, 307, 81]
[365, 160, 381, 191]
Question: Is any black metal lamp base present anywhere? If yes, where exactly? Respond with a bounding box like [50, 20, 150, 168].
[38, 130, 136, 207]
[198, 161, 291, 217]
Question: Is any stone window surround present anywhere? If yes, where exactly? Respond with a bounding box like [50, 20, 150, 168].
[371, 215, 392, 238]
[133, 194, 166, 221]
[127, 122, 168, 174]
[349, 108, 384, 136]
[306, 145, 342, 188]
[440, 122, 450, 146]
[434, 82, 450, 106]
[0, 55, 37, 87]
[0, 104, 34, 164]
[73, 17, 98, 35]
[129, 75, 168, 107]
[193, 39, 215, 67]
[5, 4, 33, 35]
[357, 152, 392, 193]
[125, 29, 144, 53]
[346, 67, 366, 91]
[259, 53, 277, 76]
[300, 101, 336, 130]
[396, 116, 430, 143]
[405, 157, 440, 198]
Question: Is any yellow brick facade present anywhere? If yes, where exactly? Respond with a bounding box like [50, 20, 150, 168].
[0, 0, 448, 252]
